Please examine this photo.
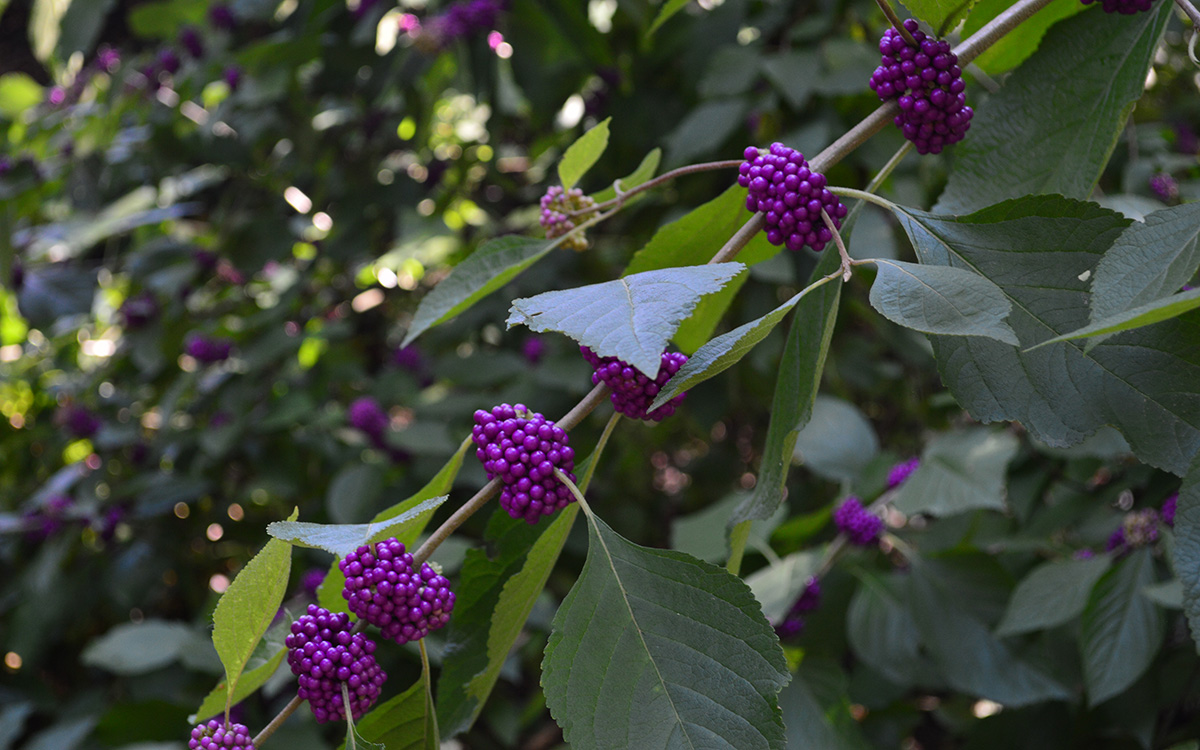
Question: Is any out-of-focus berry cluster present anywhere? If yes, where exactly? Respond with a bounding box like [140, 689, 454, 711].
[869, 20, 972, 155]
[833, 497, 884, 546]
[738, 143, 847, 253]
[285, 605, 386, 723]
[339, 538, 456, 644]
[581, 347, 688, 422]
[539, 186, 598, 251]
[188, 719, 255, 749]
[399, 0, 507, 51]
[886, 457, 920, 489]
[775, 577, 821, 640]
[472, 404, 577, 523]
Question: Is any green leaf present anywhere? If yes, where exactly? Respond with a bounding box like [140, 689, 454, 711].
[212, 508, 297, 708]
[325, 464, 384, 525]
[403, 237, 554, 347]
[506, 263, 745, 376]
[542, 509, 789, 750]
[348, 674, 437, 750]
[778, 668, 865, 750]
[761, 51, 819, 110]
[936, 4, 1172, 214]
[1142, 579, 1183, 609]
[745, 551, 821, 624]
[847, 573, 935, 687]
[648, 276, 841, 411]
[558, 117, 611, 191]
[55, 0, 117, 59]
[127, 0, 208, 38]
[268, 496, 449, 557]
[671, 492, 783, 563]
[910, 560, 1070, 706]
[791, 396, 880, 483]
[646, 0, 692, 36]
[995, 556, 1112, 636]
[962, 0, 1087, 75]
[1029, 288, 1200, 349]
[591, 148, 662, 203]
[892, 429, 1019, 516]
[80, 621, 195, 675]
[868, 260, 1018, 345]
[1089, 203, 1200, 322]
[191, 644, 287, 723]
[663, 99, 748, 168]
[0, 73, 44, 119]
[1080, 549, 1164, 705]
[893, 194, 1200, 476]
[1176, 458, 1200, 652]
[319, 439, 472, 615]
[735, 254, 840, 524]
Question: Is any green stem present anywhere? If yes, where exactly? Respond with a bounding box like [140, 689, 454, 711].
[726, 520, 752, 576]
[827, 186, 899, 212]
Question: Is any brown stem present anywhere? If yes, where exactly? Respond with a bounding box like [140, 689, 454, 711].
[821, 208, 854, 282]
[874, 0, 917, 45]
[569, 160, 744, 217]
[251, 695, 303, 748]
[412, 477, 502, 566]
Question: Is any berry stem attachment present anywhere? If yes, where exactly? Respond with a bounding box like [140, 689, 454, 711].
[820, 208, 854, 282]
[567, 159, 744, 217]
[874, 0, 918, 46]
[252, 694, 303, 748]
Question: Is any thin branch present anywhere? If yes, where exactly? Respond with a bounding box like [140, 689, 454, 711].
[821, 208, 854, 282]
[570, 160, 744, 216]
[709, 213, 764, 265]
[875, 0, 918, 45]
[1175, 0, 1200, 30]
[252, 695, 303, 748]
[412, 477, 502, 566]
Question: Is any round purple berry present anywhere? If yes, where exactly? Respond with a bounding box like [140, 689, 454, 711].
[580, 347, 688, 422]
[471, 403, 577, 523]
[539, 186, 597, 251]
[339, 538, 456, 644]
[738, 143, 847, 253]
[188, 718, 255, 749]
[59, 404, 101, 439]
[833, 496, 884, 546]
[285, 604, 387, 723]
[119, 292, 159, 330]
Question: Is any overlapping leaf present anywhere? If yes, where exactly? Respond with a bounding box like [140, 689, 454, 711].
[868, 260, 1018, 345]
[995, 556, 1112, 636]
[892, 429, 1018, 516]
[1089, 203, 1200, 321]
[558, 118, 611, 191]
[1080, 549, 1164, 705]
[268, 496, 447, 557]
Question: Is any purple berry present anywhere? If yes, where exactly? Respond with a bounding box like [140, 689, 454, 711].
[96, 45, 120, 72]
[738, 144, 847, 252]
[774, 615, 804, 639]
[431, 0, 506, 41]
[338, 539, 456, 644]
[302, 569, 327, 599]
[157, 48, 181, 75]
[179, 26, 205, 58]
[580, 347, 688, 422]
[188, 718, 255, 749]
[833, 497, 884, 546]
[1150, 173, 1178, 202]
[886, 457, 920, 489]
[59, 404, 101, 439]
[1163, 493, 1177, 527]
[119, 292, 159, 330]
[522, 337, 547, 365]
[1073, 548, 1095, 560]
[347, 397, 389, 441]
[285, 605, 386, 722]
[471, 403, 577, 523]
[209, 4, 236, 30]
[539, 186, 597, 251]
[223, 66, 242, 91]
[184, 333, 233, 363]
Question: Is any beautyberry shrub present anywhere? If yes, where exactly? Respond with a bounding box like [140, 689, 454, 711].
[188, 719, 255, 749]
[539, 186, 597, 251]
[833, 497, 884, 546]
[580, 346, 688, 422]
[472, 404, 577, 523]
[285, 605, 387, 722]
[738, 143, 847, 252]
[339, 539, 455, 644]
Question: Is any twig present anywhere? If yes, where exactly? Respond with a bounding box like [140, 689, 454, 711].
[821, 208, 854, 282]
[1174, 0, 1200, 30]
[412, 478, 502, 566]
[569, 160, 743, 216]
[251, 695, 303, 748]
[875, 0, 918, 46]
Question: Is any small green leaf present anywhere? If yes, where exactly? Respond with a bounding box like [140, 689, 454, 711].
[847, 572, 933, 687]
[892, 429, 1018, 516]
[127, 0, 207, 38]
[995, 556, 1112, 636]
[558, 117, 611, 191]
[507, 263, 744, 376]
[403, 237, 554, 347]
[900, 0, 977, 37]
[191, 644, 287, 723]
[791, 396, 879, 483]
[646, 0, 692, 36]
[268, 496, 448, 558]
[1080, 549, 1164, 705]
[81, 621, 195, 675]
[1028, 288, 1200, 350]
[543, 505, 789, 750]
[0, 73, 44, 119]
[591, 148, 662, 203]
[869, 259, 1018, 345]
[761, 51, 819, 110]
[1142, 579, 1183, 609]
[212, 508, 297, 708]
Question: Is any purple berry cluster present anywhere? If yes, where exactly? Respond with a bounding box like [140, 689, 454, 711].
[539, 186, 597, 251]
[868, 20, 972, 155]
[339, 538, 456, 644]
[775, 576, 821, 640]
[188, 719, 255, 750]
[580, 346, 688, 422]
[285, 605, 386, 723]
[1150, 173, 1179, 202]
[886, 457, 920, 489]
[22, 494, 74, 542]
[833, 497, 884, 546]
[737, 143, 848, 253]
[185, 333, 233, 363]
[472, 404, 577, 523]
[59, 404, 101, 439]
[1106, 508, 1160, 555]
[347, 397, 390, 442]
[1163, 493, 1177, 527]
[1082, 0, 1153, 13]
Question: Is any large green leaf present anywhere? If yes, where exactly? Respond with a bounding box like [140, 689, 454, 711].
[868, 260, 1018, 345]
[899, 0, 976, 38]
[558, 118, 611, 191]
[893, 195, 1200, 476]
[81, 621, 196, 676]
[1089, 203, 1200, 322]
[995, 556, 1112, 636]
[961, 0, 1087, 75]
[891, 428, 1018, 516]
[1080, 549, 1164, 705]
[936, 4, 1172, 214]
[212, 508, 297, 709]
[507, 263, 744, 376]
[403, 237, 554, 347]
[791, 395, 879, 483]
[324, 464, 384, 525]
[847, 573, 937, 687]
[268, 496, 448, 557]
[543, 511, 789, 750]
[734, 249, 841, 524]
[1174, 456, 1200, 649]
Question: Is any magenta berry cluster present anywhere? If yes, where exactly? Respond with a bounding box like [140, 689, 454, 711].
[472, 403, 577, 523]
[833, 497, 884, 546]
[580, 346, 688, 422]
[339, 538, 456, 644]
[188, 719, 255, 749]
[737, 143, 848, 253]
[1082, 0, 1153, 13]
[868, 20, 972, 155]
[775, 576, 822, 639]
[185, 333, 233, 363]
[1150, 173, 1179, 202]
[539, 186, 597, 251]
[1163, 493, 1177, 527]
[886, 457, 920, 489]
[285, 605, 386, 723]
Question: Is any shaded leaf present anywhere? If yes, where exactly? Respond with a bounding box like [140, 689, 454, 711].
[791, 396, 879, 483]
[869, 259, 1018, 345]
[1080, 549, 1164, 705]
[647, 0, 692, 36]
[962, 0, 1087, 75]
[507, 263, 744, 376]
[325, 464, 384, 525]
[900, 0, 976, 37]
[847, 573, 934, 687]
[347, 674, 437, 750]
[995, 556, 1112, 636]
[1030, 288, 1200, 349]
[191, 644, 287, 723]
[892, 429, 1018, 516]
[761, 51, 818, 109]
[558, 117, 611, 191]
[81, 621, 194, 675]
[1171, 456, 1200, 649]
[1089, 203, 1200, 322]
[745, 551, 821, 624]
[268, 496, 448, 557]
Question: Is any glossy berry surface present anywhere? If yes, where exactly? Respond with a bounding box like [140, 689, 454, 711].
[339, 538, 456, 644]
[580, 346, 688, 422]
[869, 20, 972, 154]
[833, 497, 884, 546]
[737, 143, 847, 252]
[188, 719, 255, 749]
[472, 403, 577, 523]
[539, 186, 597, 251]
[285, 604, 386, 722]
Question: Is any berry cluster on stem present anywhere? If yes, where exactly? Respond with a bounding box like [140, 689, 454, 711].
[285, 605, 386, 723]
[339, 538, 456, 644]
[539, 186, 598, 251]
[833, 496, 885, 546]
[472, 404, 577, 523]
[580, 347, 688, 422]
[738, 144, 848, 253]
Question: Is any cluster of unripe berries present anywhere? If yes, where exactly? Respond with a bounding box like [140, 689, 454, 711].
[340, 538, 456, 644]
[472, 404, 577, 523]
[833, 497, 884, 546]
[738, 144, 848, 253]
[539, 186, 598, 251]
[869, 21, 972, 155]
[581, 347, 688, 422]
[285, 605, 387, 723]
